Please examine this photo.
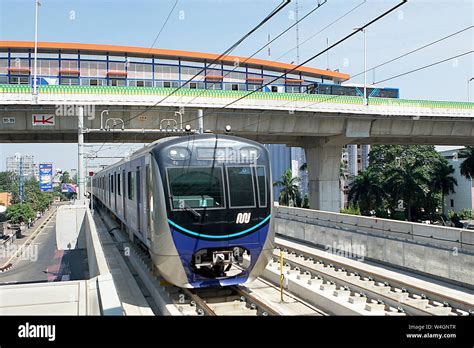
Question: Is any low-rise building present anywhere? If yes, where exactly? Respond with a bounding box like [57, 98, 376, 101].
[0, 192, 12, 208]
[440, 149, 474, 214]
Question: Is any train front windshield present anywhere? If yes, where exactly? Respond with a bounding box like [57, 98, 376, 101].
[167, 165, 266, 210]
[167, 167, 225, 209]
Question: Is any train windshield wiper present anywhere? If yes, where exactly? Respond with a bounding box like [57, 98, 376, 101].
[173, 196, 202, 219]
[183, 205, 201, 220]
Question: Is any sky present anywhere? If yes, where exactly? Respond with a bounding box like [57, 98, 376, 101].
[0, 0, 473, 171]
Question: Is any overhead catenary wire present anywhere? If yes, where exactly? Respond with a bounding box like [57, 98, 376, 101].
[92, 0, 178, 156]
[230, 50, 474, 133]
[275, 0, 367, 62]
[374, 50, 473, 85]
[276, 25, 474, 108]
[122, 0, 291, 127]
[222, 24, 474, 131]
[146, 0, 180, 55]
[176, 0, 328, 107]
[350, 25, 474, 81]
[177, 0, 408, 127]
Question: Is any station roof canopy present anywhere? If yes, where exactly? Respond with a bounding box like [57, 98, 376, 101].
[0, 41, 350, 83]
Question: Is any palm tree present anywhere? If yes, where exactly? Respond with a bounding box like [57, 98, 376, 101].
[273, 169, 300, 206]
[348, 169, 384, 215]
[385, 162, 430, 221]
[459, 146, 474, 179]
[431, 161, 457, 214]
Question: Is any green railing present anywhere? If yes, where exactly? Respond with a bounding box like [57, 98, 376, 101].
[0, 84, 472, 110]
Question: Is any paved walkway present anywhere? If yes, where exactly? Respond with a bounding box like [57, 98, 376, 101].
[0, 205, 58, 268]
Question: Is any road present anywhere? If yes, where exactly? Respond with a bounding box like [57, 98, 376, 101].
[0, 213, 87, 284]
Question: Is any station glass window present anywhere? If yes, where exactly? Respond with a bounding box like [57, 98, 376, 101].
[108, 79, 126, 87]
[87, 79, 106, 86]
[9, 76, 29, 85]
[60, 78, 79, 85]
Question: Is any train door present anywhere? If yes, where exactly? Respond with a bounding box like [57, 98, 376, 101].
[114, 172, 117, 212]
[122, 169, 126, 221]
[145, 161, 153, 244]
[136, 166, 141, 234]
[108, 174, 111, 208]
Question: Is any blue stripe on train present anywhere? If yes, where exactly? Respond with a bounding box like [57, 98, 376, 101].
[169, 222, 270, 288]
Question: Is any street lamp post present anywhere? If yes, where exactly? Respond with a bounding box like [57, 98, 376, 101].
[468, 77, 474, 102]
[363, 28, 367, 106]
[33, 0, 40, 97]
[354, 27, 367, 106]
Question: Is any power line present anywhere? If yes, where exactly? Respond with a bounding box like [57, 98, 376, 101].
[93, 0, 179, 154]
[146, 0, 179, 54]
[351, 25, 474, 81]
[275, 0, 367, 62]
[180, 0, 407, 127]
[270, 25, 474, 110]
[122, 0, 291, 127]
[232, 50, 474, 133]
[374, 50, 473, 84]
[176, 0, 328, 107]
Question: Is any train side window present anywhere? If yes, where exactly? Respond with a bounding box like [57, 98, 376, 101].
[271, 86, 278, 93]
[117, 173, 121, 196]
[256, 166, 267, 207]
[128, 171, 135, 200]
[226, 166, 256, 208]
[110, 175, 114, 193]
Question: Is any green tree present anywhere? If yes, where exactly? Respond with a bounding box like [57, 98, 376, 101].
[365, 145, 451, 220]
[6, 203, 35, 224]
[273, 169, 300, 207]
[431, 160, 457, 214]
[459, 146, 474, 179]
[348, 169, 384, 215]
[0, 171, 17, 193]
[61, 171, 71, 184]
[20, 178, 53, 212]
[385, 161, 431, 221]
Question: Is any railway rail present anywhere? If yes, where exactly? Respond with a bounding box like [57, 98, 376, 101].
[272, 237, 473, 316]
[95, 206, 322, 316]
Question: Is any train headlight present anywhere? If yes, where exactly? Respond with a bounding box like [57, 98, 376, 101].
[168, 147, 190, 160]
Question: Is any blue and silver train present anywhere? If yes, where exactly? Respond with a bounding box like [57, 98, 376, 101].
[92, 134, 274, 288]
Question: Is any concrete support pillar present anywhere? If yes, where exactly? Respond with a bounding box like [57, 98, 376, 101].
[348, 144, 358, 177]
[305, 145, 342, 212]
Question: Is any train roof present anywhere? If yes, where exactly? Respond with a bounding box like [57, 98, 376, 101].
[93, 134, 266, 175]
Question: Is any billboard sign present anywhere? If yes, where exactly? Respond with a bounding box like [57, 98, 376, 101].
[39, 163, 53, 192]
[61, 183, 77, 193]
